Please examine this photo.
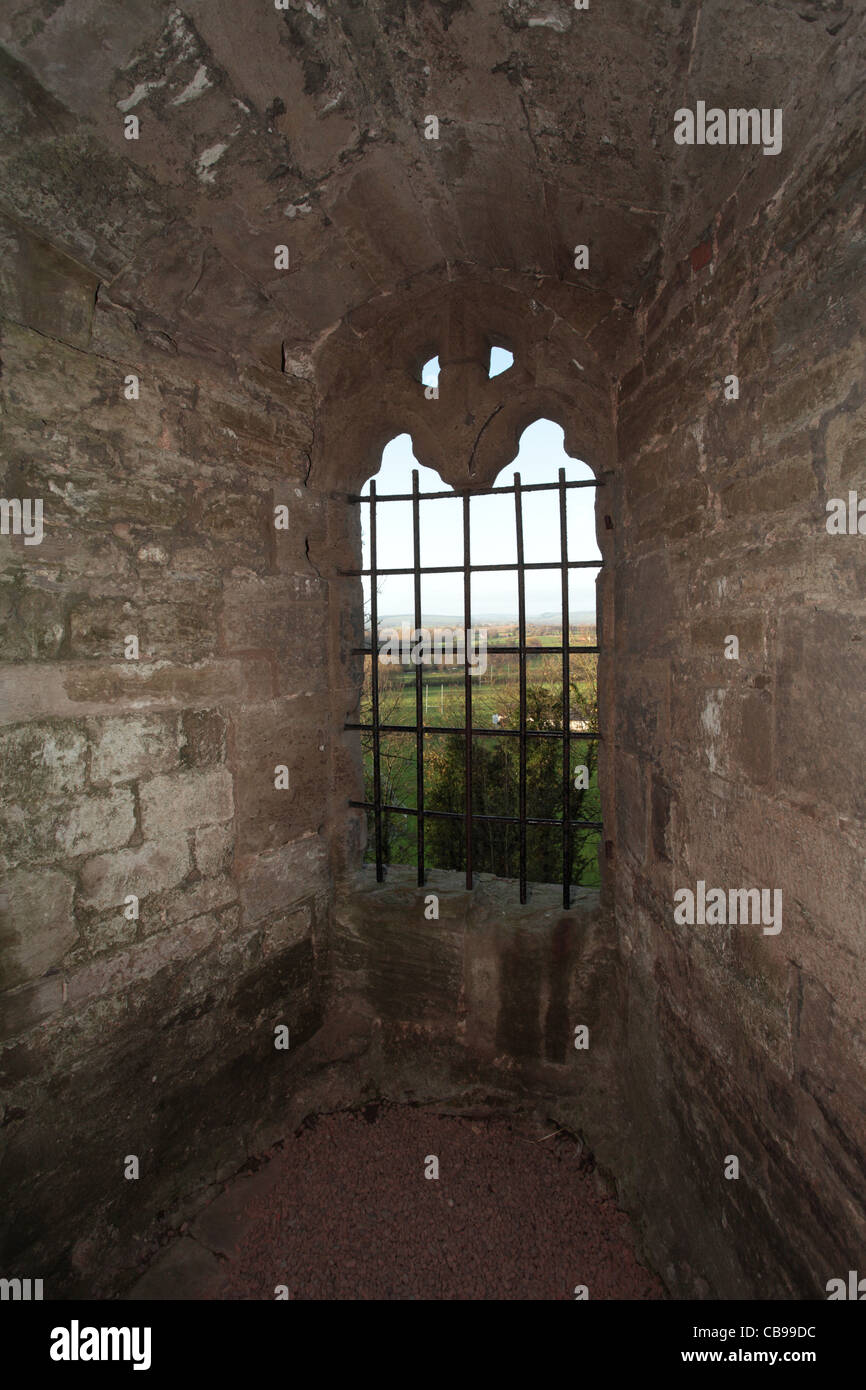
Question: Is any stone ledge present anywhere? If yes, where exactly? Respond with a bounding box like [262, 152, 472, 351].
[0, 658, 273, 724]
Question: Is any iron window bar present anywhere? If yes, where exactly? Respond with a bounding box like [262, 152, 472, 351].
[345, 469, 604, 908]
[412, 471, 425, 888]
[355, 644, 599, 655]
[345, 724, 601, 739]
[462, 490, 473, 895]
[515, 473, 528, 899]
[347, 803, 604, 831]
[338, 562, 601, 576]
[346, 479, 600, 501]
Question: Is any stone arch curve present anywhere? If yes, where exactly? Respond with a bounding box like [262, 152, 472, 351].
[317, 269, 618, 902]
[310, 270, 617, 496]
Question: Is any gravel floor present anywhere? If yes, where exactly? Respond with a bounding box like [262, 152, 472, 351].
[210, 1105, 664, 1301]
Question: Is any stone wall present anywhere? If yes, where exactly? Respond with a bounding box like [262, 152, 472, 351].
[331, 868, 619, 1129]
[2, 0, 864, 1303]
[0, 220, 330, 1294]
[611, 123, 866, 1297]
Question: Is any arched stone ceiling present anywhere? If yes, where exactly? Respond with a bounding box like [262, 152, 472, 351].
[0, 1, 862, 371]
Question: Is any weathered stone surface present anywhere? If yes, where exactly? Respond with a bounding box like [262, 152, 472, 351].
[0, 789, 136, 870]
[220, 577, 328, 696]
[79, 910, 139, 958]
[141, 876, 237, 935]
[0, 0, 863, 1309]
[180, 710, 226, 768]
[230, 701, 327, 854]
[0, 867, 76, 990]
[260, 903, 312, 958]
[0, 973, 65, 1043]
[775, 609, 866, 820]
[0, 660, 273, 725]
[79, 840, 190, 911]
[0, 212, 97, 348]
[139, 766, 234, 839]
[608, 84, 866, 1299]
[55, 787, 136, 860]
[0, 722, 87, 799]
[237, 835, 328, 926]
[194, 822, 233, 878]
[88, 714, 180, 784]
[336, 874, 466, 1026]
[66, 914, 217, 1006]
[124, 1236, 225, 1301]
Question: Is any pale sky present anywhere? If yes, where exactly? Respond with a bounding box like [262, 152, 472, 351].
[361, 351, 602, 622]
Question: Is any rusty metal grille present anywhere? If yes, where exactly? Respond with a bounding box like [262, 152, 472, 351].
[343, 467, 604, 907]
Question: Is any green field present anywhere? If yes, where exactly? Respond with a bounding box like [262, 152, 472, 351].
[357, 643, 601, 888]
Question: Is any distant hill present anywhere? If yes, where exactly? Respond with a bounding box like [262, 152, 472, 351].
[531, 611, 596, 625]
[377, 612, 596, 626]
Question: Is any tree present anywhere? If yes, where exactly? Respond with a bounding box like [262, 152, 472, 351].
[424, 663, 601, 887]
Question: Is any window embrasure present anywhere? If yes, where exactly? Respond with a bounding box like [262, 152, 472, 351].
[344, 422, 603, 907]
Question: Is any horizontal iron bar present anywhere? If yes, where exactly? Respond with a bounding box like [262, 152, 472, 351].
[348, 800, 603, 830]
[340, 560, 601, 576]
[352, 645, 600, 656]
[345, 722, 600, 739]
[348, 479, 603, 503]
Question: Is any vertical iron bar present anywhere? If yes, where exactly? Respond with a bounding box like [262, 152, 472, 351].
[559, 467, 572, 910]
[514, 473, 527, 905]
[462, 490, 473, 890]
[412, 470, 425, 887]
[369, 481, 384, 881]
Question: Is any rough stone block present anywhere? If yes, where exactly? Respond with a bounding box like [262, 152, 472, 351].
[180, 710, 226, 768]
[88, 714, 180, 783]
[825, 401, 866, 490]
[79, 839, 190, 911]
[194, 822, 233, 878]
[55, 786, 136, 859]
[731, 690, 773, 788]
[761, 344, 862, 440]
[68, 597, 139, 660]
[231, 598, 329, 696]
[141, 875, 237, 934]
[615, 659, 670, 762]
[335, 870, 463, 1023]
[80, 911, 139, 957]
[139, 766, 234, 839]
[718, 451, 816, 520]
[134, 599, 221, 662]
[0, 578, 67, 661]
[0, 721, 87, 798]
